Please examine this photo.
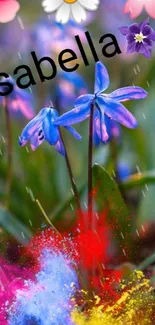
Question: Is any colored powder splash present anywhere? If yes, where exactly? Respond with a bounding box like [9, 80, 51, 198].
[26, 210, 110, 272]
[8, 250, 78, 325]
[0, 257, 33, 325]
[72, 271, 155, 325]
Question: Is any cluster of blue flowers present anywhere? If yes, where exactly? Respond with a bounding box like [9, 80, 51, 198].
[18, 61, 147, 156]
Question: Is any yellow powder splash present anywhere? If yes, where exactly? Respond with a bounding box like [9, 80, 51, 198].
[72, 271, 155, 325]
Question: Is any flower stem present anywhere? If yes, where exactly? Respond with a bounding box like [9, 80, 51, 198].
[88, 103, 94, 216]
[4, 101, 13, 208]
[36, 199, 62, 238]
[59, 131, 82, 212]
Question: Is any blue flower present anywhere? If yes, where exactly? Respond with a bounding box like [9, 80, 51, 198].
[19, 106, 82, 156]
[55, 61, 148, 143]
[93, 114, 121, 146]
[55, 71, 87, 111]
[21, 19, 88, 58]
[117, 160, 131, 181]
[0, 76, 34, 119]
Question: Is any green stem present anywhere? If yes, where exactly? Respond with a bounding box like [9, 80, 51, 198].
[88, 103, 94, 216]
[137, 253, 155, 271]
[36, 199, 63, 239]
[59, 130, 82, 213]
[4, 101, 12, 208]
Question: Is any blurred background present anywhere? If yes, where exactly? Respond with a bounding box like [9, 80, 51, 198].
[0, 0, 155, 273]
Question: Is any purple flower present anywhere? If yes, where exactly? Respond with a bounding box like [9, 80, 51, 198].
[120, 19, 155, 59]
[55, 61, 148, 144]
[19, 106, 82, 156]
[0, 76, 34, 119]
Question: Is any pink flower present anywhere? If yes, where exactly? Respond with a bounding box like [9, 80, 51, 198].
[124, 0, 155, 19]
[0, 0, 20, 23]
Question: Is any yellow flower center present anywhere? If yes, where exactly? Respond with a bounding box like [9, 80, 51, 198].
[64, 0, 77, 3]
[134, 32, 146, 43]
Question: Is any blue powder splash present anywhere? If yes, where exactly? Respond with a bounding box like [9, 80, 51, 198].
[8, 250, 78, 325]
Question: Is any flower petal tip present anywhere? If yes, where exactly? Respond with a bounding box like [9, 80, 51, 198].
[18, 137, 24, 147]
[131, 120, 138, 129]
[119, 26, 128, 36]
[140, 89, 148, 98]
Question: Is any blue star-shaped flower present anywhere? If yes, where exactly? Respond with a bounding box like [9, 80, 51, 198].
[55, 61, 148, 143]
[19, 107, 82, 156]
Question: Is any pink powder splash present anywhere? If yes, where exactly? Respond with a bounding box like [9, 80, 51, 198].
[0, 257, 33, 324]
[0, 0, 20, 23]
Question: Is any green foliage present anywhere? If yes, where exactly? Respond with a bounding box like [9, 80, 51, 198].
[0, 206, 32, 244]
[122, 171, 155, 190]
[93, 163, 131, 248]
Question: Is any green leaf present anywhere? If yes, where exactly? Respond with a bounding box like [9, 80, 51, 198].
[121, 171, 155, 225]
[121, 171, 155, 190]
[0, 207, 32, 245]
[48, 143, 110, 225]
[93, 163, 131, 248]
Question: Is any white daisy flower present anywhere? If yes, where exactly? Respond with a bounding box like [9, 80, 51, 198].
[42, 0, 100, 24]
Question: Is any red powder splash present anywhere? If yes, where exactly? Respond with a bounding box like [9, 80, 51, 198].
[25, 210, 110, 271]
[71, 210, 110, 270]
[24, 209, 117, 295]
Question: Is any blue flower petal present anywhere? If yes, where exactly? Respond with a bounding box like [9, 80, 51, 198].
[106, 117, 121, 141]
[74, 94, 94, 107]
[97, 96, 137, 129]
[64, 126, 82, 140]
[54, 139, 66, 156]
[93, 127, 101, 146]
[94, 107, 109, 143]
[19, 108, 49, 146]
[94, 61, 110, 95]
[30, 128, 44, 151]
[54, 102, 91, 126]
[108, 87, 148, 102]
[43, 112, 59, 145]
[93, 109, 102, 145]
[117, 161, 131, 181]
